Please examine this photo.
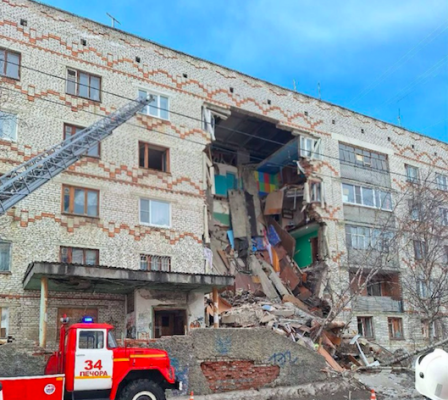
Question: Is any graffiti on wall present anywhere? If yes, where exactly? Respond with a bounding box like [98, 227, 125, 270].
[170, 356, 189, 395]
[215, 335, 232, 355]
[268, 350, 298, 366]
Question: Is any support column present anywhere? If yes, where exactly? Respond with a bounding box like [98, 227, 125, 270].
[39, 277, 48, 348]
[212, 287, 219, 328]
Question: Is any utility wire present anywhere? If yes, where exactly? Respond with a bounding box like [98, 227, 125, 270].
[1, 84, 447, 189]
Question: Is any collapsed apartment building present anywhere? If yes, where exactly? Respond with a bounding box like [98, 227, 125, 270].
[0, 0, 446, 357]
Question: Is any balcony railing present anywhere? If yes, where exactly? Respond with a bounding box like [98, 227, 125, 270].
[353, 296, 403, 313]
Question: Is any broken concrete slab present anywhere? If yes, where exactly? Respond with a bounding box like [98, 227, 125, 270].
[248, 256, 279, 301]
[228, 189, 250, 239]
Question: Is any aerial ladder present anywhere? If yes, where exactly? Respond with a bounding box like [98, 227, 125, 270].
[0, 95, 151, 215]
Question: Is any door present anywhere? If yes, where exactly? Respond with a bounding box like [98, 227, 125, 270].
[74, 329, 113, 391]
[154, 310, 186, 338]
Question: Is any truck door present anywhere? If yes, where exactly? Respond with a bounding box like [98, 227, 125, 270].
[74, 329, 113, 391]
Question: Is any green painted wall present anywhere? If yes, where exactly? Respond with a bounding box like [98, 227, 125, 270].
[292, 230, 318, 268]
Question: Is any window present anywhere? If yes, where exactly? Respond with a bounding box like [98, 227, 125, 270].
[0, 241, 11, 272]
[300, 136, 321, 159]
[342, 183, 392, 210]
[422, 320, 441, 339]
[0, 48, 20, 79]
[367, 281, 382, 296]
[66, 68, 101, 101]
[409, 200, 420, 221]
[78, 330, 104, 349]
[414, 240, 427, 260]
[444, 246, 448, 264]
[346, 225, 394, 252]
[64, 124, 100, 157]
[436, 173, 448, 191]
[388, 317, 404, 340]
[405, 165, 419, 184]
[139, 198, 170, 227]
[357, 317, 374, 339]
[310, 181, 322, 202]
[60, 247, 99, 265]
[138, 89, 169, 120]
[417, 278, 432, 299]
[440, 208, 448, 226]
[62, 185, 99, 217]
[0, 111, 17, 141]
[0, 308, 8, 338]
[138, 142, 169, 172]
[339, 144, 388, 171]
[140, 254, 171, 272]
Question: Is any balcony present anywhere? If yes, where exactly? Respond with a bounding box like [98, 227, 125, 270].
[353, 296, 403, 313]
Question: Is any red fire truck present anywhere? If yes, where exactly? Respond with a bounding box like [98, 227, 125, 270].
[0, 316, 180, 400]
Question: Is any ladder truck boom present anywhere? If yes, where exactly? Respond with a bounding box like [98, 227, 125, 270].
[0, 95, 151, 215]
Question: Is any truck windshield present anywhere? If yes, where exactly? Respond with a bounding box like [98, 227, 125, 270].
[108, 331, 118, 349]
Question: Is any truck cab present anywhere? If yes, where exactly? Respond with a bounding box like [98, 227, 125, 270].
[45, 317, 179, 400]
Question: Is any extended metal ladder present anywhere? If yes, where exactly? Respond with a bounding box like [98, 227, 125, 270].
[0, 95, 151, 215]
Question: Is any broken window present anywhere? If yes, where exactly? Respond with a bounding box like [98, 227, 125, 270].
[436, 173, 448, 191]
[66, 68, 101, 101]
[342, 183, 392, 211]
[357, 317, 374, 339]
[139, 198, 171, 227]
[405, 165, 419, 184]
[64, 123, 100, 157]
[60, 247, 99, 265]
[0, 241, 11, 272]
[140, 254, 171, 271]
[339, 143, 388, 171]
[388, 317, 404, 340]
[300, 136, 321, 159]
[413, 240, 427, 261]
[63, 185, 99, 217]
[138, 142, 169, 172]
[138, 89, 169, 119]
[0, 111, 17, 141]
[310, 181, 322, 202]
[0, 48, 20, 79]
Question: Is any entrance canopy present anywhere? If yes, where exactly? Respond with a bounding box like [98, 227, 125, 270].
[24, 262, 234, 294]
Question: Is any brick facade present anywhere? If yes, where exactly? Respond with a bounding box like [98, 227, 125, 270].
[0, 0, 447, 350]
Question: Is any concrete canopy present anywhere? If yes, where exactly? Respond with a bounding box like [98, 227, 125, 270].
[23, 262, 234, 294]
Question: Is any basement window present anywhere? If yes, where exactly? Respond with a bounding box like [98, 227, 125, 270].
[66, 68, 101, 101]
[64, 123, 100, 157]
[138, 142, 169, 172]
[138, 89, 169, 120]
[357, 317, 374, 339]
[140, 254, 171, 272]
[60, 246, 99, 265]
[388, 317, 404, 340]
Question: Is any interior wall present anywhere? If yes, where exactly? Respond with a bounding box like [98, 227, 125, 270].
[293, 230, 319, 268]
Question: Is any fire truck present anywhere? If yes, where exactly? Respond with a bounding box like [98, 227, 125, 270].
[0, 316, 181, 400]
[0, 94, 181, 399]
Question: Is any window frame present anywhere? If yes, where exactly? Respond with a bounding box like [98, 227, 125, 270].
[139, 198, 171, 228]
[0, 240, 12, 272]
[310, 181, 322, 203]
[413, 240, 427, 261]
[0, 48, 21, 80]
[60, 246, 99, 265]
[436, 173, 448, 191]
[357, 316, 374, 339]
[138, 89, 170, 120]
[140, 254, 171, 272]
[339, 143, 388, 172]
[388, 317, 404, 340]
[63, 123, 100, 158]
[0, 111, 18, 142]
[300, 136, 322, 159]
[342, 183, 393, 211]
[405, 165, 419, 184]
[138, 141, 170, 172]
[62, 185, 100, 217]
[66, 68, 102, 102]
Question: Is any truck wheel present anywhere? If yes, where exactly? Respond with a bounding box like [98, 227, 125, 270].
[120, 379, 166, 400]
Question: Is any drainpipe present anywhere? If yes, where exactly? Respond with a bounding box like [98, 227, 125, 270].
[39, 277, 48, 348]
[212, 287, 219, 328]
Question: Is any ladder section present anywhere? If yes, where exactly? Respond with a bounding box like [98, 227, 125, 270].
[0, 96, 151, 215]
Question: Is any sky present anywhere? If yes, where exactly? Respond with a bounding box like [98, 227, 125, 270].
[43, 0, 448, 142]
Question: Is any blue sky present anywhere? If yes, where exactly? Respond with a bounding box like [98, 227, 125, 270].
[44, 0, 448, 142]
